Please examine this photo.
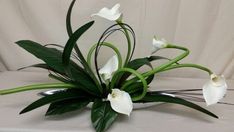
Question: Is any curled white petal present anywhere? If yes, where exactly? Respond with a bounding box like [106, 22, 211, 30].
[107, 89, 133, 116]
[91, 3, 121, 21]
[99, 55, 118, 81]
[202, 74, 227, 106]
[151, 37, 168, 54]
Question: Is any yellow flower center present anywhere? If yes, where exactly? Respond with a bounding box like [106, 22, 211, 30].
[111, 92, 117, 98]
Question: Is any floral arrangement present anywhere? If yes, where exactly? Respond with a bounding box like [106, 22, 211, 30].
[0, 1, 229, 132]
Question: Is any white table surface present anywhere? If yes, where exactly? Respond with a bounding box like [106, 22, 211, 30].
[0, 71, 234, 132]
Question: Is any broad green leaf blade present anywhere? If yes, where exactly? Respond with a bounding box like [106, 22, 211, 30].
[62, 20, 102, 95]
[16, 40, 84, 74]
[16, 40, 67, 73]
[138, 93, 218, 118]
[91, 100, 118, 132]
[46, 98, 89, 116]
[16, 40, 100, 95]
[70, 68, 101, 95]
[62, 20, 94, 66]
[20, 89, 86, 114]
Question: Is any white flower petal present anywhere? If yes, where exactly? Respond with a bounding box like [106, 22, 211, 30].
[111, 3, 120, 14]
[202, 74, 227, 106]
[151, 37, 168, 54]
[91, 3, 121, 21]
[107, 89, 133, 116]
[99, 55, 118, 81]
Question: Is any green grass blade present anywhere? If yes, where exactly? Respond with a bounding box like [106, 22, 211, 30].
[18, 63, 49, 71]
[62, 21, 94, 66]
[66, 0, 76, 37]
[139, 93, 218, 118]
[0, 83, 76, 95]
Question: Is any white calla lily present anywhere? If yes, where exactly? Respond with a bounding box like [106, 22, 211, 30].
[202, 74, 227, 106]
[99, 55, 118, 82]
[91, 3, 122, 21]
[107, 89, 133, 116]
[151, 37, 168, 54]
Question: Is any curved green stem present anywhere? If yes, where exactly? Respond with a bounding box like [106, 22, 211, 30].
[116, 20, 132, 66]
[143, 44, 190, 77]
[122, 44, 190, 86]
[87, 42, 122, 69]
[0, 83, 77, 95]
[111, 68, 148, 101]
[157, 63, 213, 75]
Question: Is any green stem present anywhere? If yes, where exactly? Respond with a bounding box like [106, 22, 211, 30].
[65, 1, 102, 94]
[111, 68, 148, 101]
[122, 44, 190, 87]
[157, 63, 213, 75]
[116, 20, 132, 66]
[87, 42, 122, 69]
[143, 44, 190, 77]
[0, 83, 77, 95]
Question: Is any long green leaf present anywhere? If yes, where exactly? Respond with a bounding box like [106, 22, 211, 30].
[46, 98, 90, 116]
[63, 20, 102, 94]
[16, 40, 84, 74]
[65, 0, 92, 72]
[20, 89, 86, 114]
[16, 40, 99, 95]
[62, 20, 94, 66]
[17, 40, 67, 73]
[66, 0, 76, 37]
[66, 7, 102, 94]
[138, 93, 218, 118]
[18, 63, 49, 71]
[91, 100, 118, 132]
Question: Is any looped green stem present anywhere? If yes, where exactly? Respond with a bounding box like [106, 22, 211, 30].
[87, 42, 122, 69]
[121, 44, 190, 86]
[110, 68, 148, 101]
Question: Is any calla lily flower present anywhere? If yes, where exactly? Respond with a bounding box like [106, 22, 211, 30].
[151, 37, 168, 54]
[99, 55, 118, 82]
[202, 74, 227, 106]
[107, 89, 133, 116]
[91, 3, 122, 21]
